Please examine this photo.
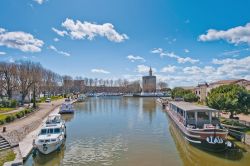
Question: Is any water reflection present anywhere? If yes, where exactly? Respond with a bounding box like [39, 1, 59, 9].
[168, 119, 250, 166]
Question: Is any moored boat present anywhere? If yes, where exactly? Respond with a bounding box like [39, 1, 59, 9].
[34, 114, 66, 154]
[166, 101, 230, 152]
[59, 103, 75, 114]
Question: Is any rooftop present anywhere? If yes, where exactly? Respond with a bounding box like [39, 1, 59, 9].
[169, 101, 218, 112]
[210, 79, 246, 85]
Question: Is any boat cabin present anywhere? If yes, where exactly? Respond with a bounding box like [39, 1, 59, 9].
[169, 101, 221, 129]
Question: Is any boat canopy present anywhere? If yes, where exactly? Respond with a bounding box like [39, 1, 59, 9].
[169, 101, 218, 112]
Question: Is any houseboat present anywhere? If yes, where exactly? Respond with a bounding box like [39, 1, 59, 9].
[34, 114, 66, 154]
[167, 101, 230, 152]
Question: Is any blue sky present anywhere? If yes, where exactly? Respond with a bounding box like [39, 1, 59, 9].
[0, 0, 250, 87]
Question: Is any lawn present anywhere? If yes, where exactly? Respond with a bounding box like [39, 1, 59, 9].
[0, 108, 15, 113]
[0, 149, 16, 166]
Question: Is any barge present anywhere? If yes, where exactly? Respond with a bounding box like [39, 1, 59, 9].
[166, 101, 230, 152]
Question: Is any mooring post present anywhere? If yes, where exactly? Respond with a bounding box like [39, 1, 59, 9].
[2, 126, 6, 133]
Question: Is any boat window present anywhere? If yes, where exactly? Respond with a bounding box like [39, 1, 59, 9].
[197, 112, 209, 120]
[187, 112, 195, 119]
[48, 128, 54, 134]
[40, 129, 47, 135]
[54, 128, 60, 133]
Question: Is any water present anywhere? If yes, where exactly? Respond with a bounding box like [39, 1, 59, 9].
[25, 97, 250, 166]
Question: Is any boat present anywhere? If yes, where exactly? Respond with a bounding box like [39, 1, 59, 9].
[77, 94, 87, 102]
[34, 114, 66, 154]
[166, 101, 230, 152]
[59, 103, 75, 114]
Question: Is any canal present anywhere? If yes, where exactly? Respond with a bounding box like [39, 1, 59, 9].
[25, 97, 250, 166]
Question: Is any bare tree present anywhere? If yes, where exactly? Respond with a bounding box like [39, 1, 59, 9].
[0, 62, 18, 99]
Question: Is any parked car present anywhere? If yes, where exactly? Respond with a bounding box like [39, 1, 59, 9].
[45, 98, 51, 103]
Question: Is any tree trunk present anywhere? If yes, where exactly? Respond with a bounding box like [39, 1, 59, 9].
[21, 94, 26, 106]
[229, 111, 234, 119]
[33, 84, 36, 108]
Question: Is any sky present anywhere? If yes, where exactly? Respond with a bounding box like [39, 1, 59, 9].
[0, 0, 250, 88]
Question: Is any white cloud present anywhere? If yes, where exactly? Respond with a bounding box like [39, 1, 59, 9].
[91, 69, 110, 74]
[53, 38, 59, 42]
[34, 0, 45, 4]
[199, 23, 250, 45]
[183, 66, 215, 75]
[151, 48, 199, 64]
[0, 27, 44, 52]
[0, 51, 6, 55]
[52, 27, 68, 37]
[184, 49, 190, 53]
[127, 55, 145, 62]
[48, 45, 70, 56]
[57, 18, 128, 42]
[136, 65, 156, 73]
[161, 65, 176, 73]
[9, 57, 15, 63]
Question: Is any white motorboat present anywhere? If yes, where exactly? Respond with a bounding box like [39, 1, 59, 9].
[59, 103, 75, 114]
[34, 114, 66, 154]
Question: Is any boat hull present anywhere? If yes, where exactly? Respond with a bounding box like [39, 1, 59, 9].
[36, 139, 65, 155]
[59, 110, 74, 114]
[166, 110, 228, 152]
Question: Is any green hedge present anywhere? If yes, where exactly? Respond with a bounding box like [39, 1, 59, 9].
[0, 108, 33, 125]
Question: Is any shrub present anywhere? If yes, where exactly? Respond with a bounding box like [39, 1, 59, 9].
[16, 111, 25, 119]
[5, 115, 16, 123]
[0, 119, 5, 125]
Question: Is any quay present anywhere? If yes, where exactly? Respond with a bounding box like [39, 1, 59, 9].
[1, 99, 76, 166]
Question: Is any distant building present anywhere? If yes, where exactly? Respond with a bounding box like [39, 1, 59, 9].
[142, 67, 156, 93]
[195, 79, 250, 102]
[195, 82, 209, 102]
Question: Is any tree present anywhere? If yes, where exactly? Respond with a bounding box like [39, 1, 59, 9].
[206, 84, 250, 117]
[0, 62, 18, 99]
[171, 87, 192, 99]
[183, 93, 199, 102]
[158, 81, 168, 90]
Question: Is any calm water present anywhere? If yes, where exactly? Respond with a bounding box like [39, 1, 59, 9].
[25, 97, 250, 166]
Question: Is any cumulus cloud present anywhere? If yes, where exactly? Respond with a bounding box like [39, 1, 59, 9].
[34, 0, 45, 4]
[161, 65, 176, 73]
[136, 65, 156, 73]
[48, 45, 70, 56]
[184, 49, 190, 53]
[0, 27, 44, 52]
[127, 55, 145, 62]
[53, 18, 128, 42]
[52, 27, 68, 37]
[0, 51, 6, 55]
[53, 38, 59, 42]
[91, 69, 110, 74]
[199, 23, 250, 45]
[151, 48, 199, 64]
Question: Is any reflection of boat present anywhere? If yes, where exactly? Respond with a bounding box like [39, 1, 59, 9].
[34, 114, 66, 155]
[169, 120, 243, 165]
[59, 103, 75, 114]
[167, 101, 229, 152]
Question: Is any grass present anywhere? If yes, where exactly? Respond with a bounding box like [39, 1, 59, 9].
[0, 108, 15, 113]
[38, 96, 64, 103]
[0, 149, 16, 166]
[0, 108, 33, 125]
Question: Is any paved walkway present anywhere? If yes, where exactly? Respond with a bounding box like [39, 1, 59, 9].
[220, 113, 250, 123]
[0, 99, 65, 146]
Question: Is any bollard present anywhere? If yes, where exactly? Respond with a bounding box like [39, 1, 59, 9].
[2, 126, 6, 133]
